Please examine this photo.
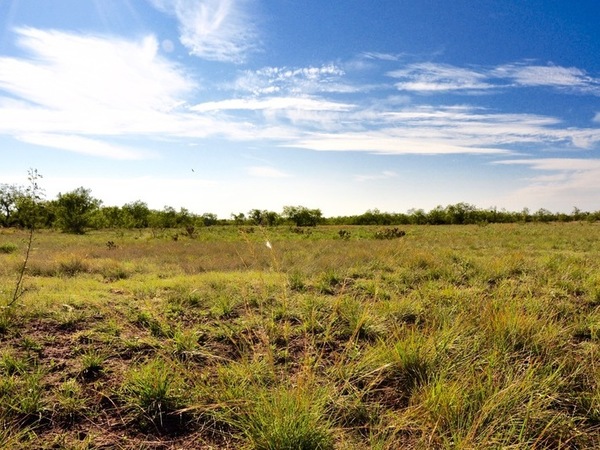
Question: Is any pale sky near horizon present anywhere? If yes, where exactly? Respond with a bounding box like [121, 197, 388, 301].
[0, 0, 599, 218]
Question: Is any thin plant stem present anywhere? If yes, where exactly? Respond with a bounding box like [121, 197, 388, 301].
[8, 224, 34, 307]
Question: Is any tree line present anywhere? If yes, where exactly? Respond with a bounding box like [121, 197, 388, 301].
[1, 183, 598, 234]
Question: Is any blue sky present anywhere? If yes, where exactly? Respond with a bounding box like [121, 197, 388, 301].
[1, 0, 599, 217]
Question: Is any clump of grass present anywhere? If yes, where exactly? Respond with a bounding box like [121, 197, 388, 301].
[232, 383, 334, 450]
[20, 336, 43, 356]
[287, 271, 306, 292]
[58, 257, 89, 277]
[209, 294, 241, 319]
[317, 269, 345, 295]
[55, 305, 87, 331]
[79, 349, 106, 379]
[10, 369, 47, 421]
[120, 357, 186, 429]
[135, 310, 172, 338]
[0, 311, 13, 335]
[53, 379, 86, 423]
[0, 350, 29, 375]
[171, 327, 200, 360]
[333, 296, 384, 342]
[98, 261, 130, 281]
[0, 242, 18, 254]
[403, 358, 585, 448]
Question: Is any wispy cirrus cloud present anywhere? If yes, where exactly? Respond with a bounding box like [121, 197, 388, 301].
[148, 0, 260, 63]
[0, 27, 193, 112]
[17, 133, 155, 160]
[232, 64, 353, 95]
[355, 170, 397, 182]
[361, 52, 404, 62]
[388, 61, 600, 95]
[0, 27, 198, 158]
[191, 96, 354, 113]
[492, 63, 594, 88]
[493, 158, 600, 210]
[286, 104, 600, 155]
[388, 63, 492, 92]
[494, 158, 600, 171]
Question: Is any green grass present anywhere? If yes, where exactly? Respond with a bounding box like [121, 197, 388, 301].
[1, 223, 600, 448]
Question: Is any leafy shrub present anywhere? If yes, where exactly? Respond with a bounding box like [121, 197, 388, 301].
[338, 229, 351, 240]
[374, 227, 406, 240]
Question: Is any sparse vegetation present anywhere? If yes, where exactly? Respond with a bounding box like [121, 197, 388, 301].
[1, 222, 600, 448]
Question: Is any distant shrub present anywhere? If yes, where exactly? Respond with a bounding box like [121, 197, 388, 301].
[58, 257, 89, 277]
[337, 230, 351, 240]
[184, 225, 195, 238]
[290, 227, 312, 235]
[374, 228, 406, 240]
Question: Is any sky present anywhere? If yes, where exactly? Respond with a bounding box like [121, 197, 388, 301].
[0, 0, 599, 218]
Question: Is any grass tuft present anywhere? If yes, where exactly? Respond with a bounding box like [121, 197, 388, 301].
[120, 357, 186, 429]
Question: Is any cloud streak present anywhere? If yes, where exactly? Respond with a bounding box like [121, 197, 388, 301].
[355, 170, 397, 182]
[389, 61, 600, 95]
[388, 63, 492, 92]
[16, 133, 155, 160]
[191, 96, 354, 113]
[493, 158, 600, 210]
[149, 0, 259, 63]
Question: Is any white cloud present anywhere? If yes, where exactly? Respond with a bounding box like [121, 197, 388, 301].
[233, 64, 349, 95]
[247, 166, 290, 178]
[191, 96, 354, 112]
[386, 61, 600, 95]
[0, 28, 254, 157]
[149, 0, 259, 63]
[0, 27, 202, 146]
[388, 63, 493, 92]
[288, 133, 511, 155]
[361, 52, 403, 61]
[493, 158, 600, 171]
[355, 170, 397, 182]
[286, 104, 594, 155]
[493, 158, 600, 211]
[16, 133, 155, 160]
[493, 63, 592, 87]
[0, 28, 192, 111]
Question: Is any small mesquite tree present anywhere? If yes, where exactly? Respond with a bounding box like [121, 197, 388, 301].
[54, 187, 102, 234]
[248, 209, 280, 226]
[282, 206, 323, 227]
[0, 183, 24, 227]
[121, 200, 150, 229]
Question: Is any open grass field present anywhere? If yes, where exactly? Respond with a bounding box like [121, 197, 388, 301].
[2, 223, 600, 449]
